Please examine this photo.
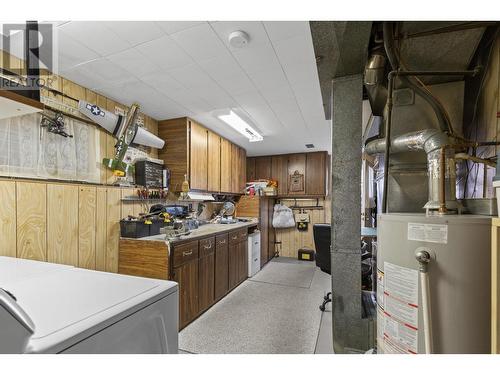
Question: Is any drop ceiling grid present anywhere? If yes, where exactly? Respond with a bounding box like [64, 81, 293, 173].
[57, 21, 209, 117]
[51, 21, 329, 154]
[164, 20, 291, 142]
[261, 23, 311, 133]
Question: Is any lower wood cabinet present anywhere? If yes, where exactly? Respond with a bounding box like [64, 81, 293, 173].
[215, 234, 229, 300]
[198, 237, 215, 312]
[171, 227, 253, 329]
[172, 259, 199, 329]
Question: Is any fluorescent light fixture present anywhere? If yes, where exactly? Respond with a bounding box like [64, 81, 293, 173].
[217, 110, 263, 142]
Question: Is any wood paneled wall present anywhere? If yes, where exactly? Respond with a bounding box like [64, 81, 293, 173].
[274, 198, 331, 258]
[0, 179, 142, 273]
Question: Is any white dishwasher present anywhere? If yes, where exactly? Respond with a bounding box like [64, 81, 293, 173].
[248, 231, 261, 277]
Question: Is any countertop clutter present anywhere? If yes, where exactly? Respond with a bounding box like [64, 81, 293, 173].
[123, 218, 259, 243]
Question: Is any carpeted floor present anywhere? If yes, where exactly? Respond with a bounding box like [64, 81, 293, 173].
[178, 257, 331, 354]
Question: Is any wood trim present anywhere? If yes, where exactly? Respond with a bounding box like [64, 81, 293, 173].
[0, 89, 44, 110]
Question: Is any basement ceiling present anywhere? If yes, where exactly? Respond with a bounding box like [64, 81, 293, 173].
[49, 21, 330, 156]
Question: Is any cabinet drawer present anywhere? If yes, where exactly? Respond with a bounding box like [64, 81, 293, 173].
[199, 237, 215, 258]
[173, 241, 199, 267]
[216, 233, 228, 248]
[229, 230, 240, 244]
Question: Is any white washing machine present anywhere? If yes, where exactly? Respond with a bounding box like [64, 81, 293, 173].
[248, 231, 261, 277]
[0, 256, 178, 354]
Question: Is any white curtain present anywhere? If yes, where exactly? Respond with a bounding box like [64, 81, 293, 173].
[0, 113, 100, 183]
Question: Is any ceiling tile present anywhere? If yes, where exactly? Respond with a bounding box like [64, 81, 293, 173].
[71, 58, 134, 90]
[56, 31, 100, 71]
[170, 23, 229, 61]
[106, 48, 160, 78]
[58, 21, 130, 56]
[156, 21, 205, 35]
[103, 21, 165, 46]
[136, 35, 193, 70]
[246, 66, 289, 92]
[231, 43, 281, 73]
[263, 21, 310, 42]
[140, 70, 185, 93]
[167, 63, 216, 88]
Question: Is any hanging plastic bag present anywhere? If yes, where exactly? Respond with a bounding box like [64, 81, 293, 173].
[272, 204, 295, 228]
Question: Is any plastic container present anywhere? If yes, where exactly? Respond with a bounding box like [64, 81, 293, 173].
[120, 220, 150, 238]
[149, 218, 165, 236]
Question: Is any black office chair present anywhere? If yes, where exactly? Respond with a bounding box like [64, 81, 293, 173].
[313, 224, 332, 311]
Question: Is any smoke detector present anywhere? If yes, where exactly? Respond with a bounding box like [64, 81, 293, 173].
[228, 30, 250, 48]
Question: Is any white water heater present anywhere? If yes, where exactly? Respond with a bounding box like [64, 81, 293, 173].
[376, 213, 491, 354]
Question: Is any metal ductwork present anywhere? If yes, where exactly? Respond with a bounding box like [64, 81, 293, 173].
[363, 21, 486, 214]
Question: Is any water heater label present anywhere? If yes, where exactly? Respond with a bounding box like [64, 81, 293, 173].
[408, 222, 448, 244]
[381, 262, 419, 354]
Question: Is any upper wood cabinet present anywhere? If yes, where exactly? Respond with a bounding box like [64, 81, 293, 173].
[239, 147, 247, 192]
[287, 154, 306, 196]
[158, 117, 246, 194]
[306, 152, 327, 196]
[189, 120, 208, 191]
[220, 138, 232, 193]
[247, 151, 328, 197]
[207, 131, 221, 192]
[255, 157, 272, 180]
[246, 157, 256, 181]
[271, 155, 288, 195]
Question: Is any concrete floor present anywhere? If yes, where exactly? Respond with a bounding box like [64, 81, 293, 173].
[178, 257, 334, 354]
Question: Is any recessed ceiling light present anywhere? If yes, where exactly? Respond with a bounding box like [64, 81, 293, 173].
[305, 144, 315, 149]
[216, 110, 263, 143]
[228, 30, 250, 48]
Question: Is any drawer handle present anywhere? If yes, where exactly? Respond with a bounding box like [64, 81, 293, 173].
[231, 236, 238, 240]
[182, 250, 193, 257]
[203, 244, 212, 250]
[219, 240, 226, 244]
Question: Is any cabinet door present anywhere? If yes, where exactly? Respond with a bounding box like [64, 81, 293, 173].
[239, 147, 247, 192]
[246, 157, 256, 182]
[207, 131, 221, 192]
[220, 138, 232, 193]
[287, 154, 306, 195]
[228, 242, 239, 290]
[198, 252, 215, 312]
[238, 240, 248, 283]
[215, 236, 229, 300]
[271, 155, 288, 195]
[255, 156, 272, 180]
[189, 120, 208, 191]
[306, 152, 327, 196]
[230, 143, 239, 193]
[173, 259, 199, 329]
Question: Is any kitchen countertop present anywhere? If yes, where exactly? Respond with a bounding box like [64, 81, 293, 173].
[120, 218, 259, 244]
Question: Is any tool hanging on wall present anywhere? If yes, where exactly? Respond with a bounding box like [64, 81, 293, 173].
[40, 111, 73, 138]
